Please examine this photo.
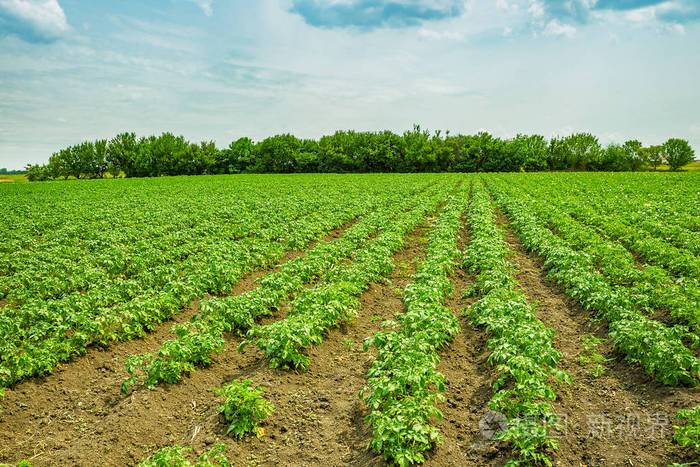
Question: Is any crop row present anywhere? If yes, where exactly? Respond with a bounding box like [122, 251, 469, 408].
[240, 182, 454, 370]
[120, 181, 452, 391]
[528, 172, 700, 235]
[1, 181, 350, 304]
[505, 174, 700, 279]
[359, 184, 468, 466]
[464, 180, 569, 465]
[486, 177, 700, 386]
[0, 206, 337, 387]
[1, 176, 442, 388]
[556, 172, 699, 238]
[496, 178, 700, 335]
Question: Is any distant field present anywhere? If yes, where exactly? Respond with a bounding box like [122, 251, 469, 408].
[0, 174, 27, 182]
[654, 161, 700, 171]
[0, 173, 698, 466]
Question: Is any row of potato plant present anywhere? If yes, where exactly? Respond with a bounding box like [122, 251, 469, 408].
[530, 184, 699, 277]
[486, 177, 700, 386]
[1, 175, 440, 388]
[463, 180, 570, 466]
[120, 182, 447, 391]
[534, 172, 700, 252]
[674, 406, 700, 455]
[501, 178, 700, 335]
[506, 173, 699, 281]
[239, 183, 455, 370]
[359, 184, 469, 466]
[1, 201, 355, 388]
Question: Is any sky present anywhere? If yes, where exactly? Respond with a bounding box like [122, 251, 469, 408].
[0, 0, 698, 169]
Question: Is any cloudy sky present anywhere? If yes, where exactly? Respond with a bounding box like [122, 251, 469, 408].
[0, 0, 698, 169]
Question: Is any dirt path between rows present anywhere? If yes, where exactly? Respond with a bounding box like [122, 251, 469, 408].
[0, 216, 433, 466]
[495, 212, 699, 466]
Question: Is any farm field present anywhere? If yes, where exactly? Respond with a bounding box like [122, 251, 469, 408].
[0, 175, 28, 183]
[0, 172, 699, 466]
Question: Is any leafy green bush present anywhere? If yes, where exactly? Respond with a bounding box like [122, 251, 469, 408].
[212, 380, 275, 438]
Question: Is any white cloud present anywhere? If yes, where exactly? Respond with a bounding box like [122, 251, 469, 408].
[623, 6, 657, 23]
[528, 0, 544, 19]
[543, 19, 576, 37]
[186, 0, 212, 16]
[496, 0, 519, 13]
[503, 25, 512, 36]
[659, 22, 685, 34]
[0, 0, 68, 39]
[418, 27, 464, 40]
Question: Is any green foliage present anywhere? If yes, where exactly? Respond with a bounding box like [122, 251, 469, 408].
[212, 380, 274, 438]
[0, 174, 453, 389]
[117, 178, 449, 389]
[664, 138, 695, 171]
[24, 163, 50, 181]
[28, 128, 693, 180]
[645, 144, 664, 170]
[242, 185, 451, 371]
[622, 139, 645, 171]
[487, 175, 700, 386]
[361, 186, 468, 465]
[548, 133, 602, 170]
[138, 444, 229, 467]
[464, 180, 569, 465]
[674, 406, 700, 455]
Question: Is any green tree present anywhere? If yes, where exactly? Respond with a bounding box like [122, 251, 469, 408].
[565, 133, 601, 170]
[94, 139, 109, 178]
[255, 134, 300, 173]
[598, 144, 627, 171]
[645, 145, 663, 171]
[295, 139, 320, 172]
[403, 125, 435, 172]
[547, 137, 568, 171]
[622, 139, 645, 171]
[510, 134, 548, 171]
[25, 163, 49, 181]
[664, 138, 695, 171]
[107, 132, 138, 177]
[73, 141, 97, 178]
[224, 137, 255, 173]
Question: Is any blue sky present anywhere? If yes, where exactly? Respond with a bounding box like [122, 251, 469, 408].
[0, 0, 698, 169]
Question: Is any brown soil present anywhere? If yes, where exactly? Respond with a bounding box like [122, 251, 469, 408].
[0, 217, 432, 466]
[495, 212, 699, 466]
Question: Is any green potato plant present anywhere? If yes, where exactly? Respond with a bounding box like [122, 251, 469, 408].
[212, 380, 275, 439]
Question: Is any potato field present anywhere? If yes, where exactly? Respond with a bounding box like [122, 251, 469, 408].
[0, 173, 698, 466]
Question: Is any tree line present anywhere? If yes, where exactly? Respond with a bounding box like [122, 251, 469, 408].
[0, 168, 26, 175]
[24, 126, 696, 181]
